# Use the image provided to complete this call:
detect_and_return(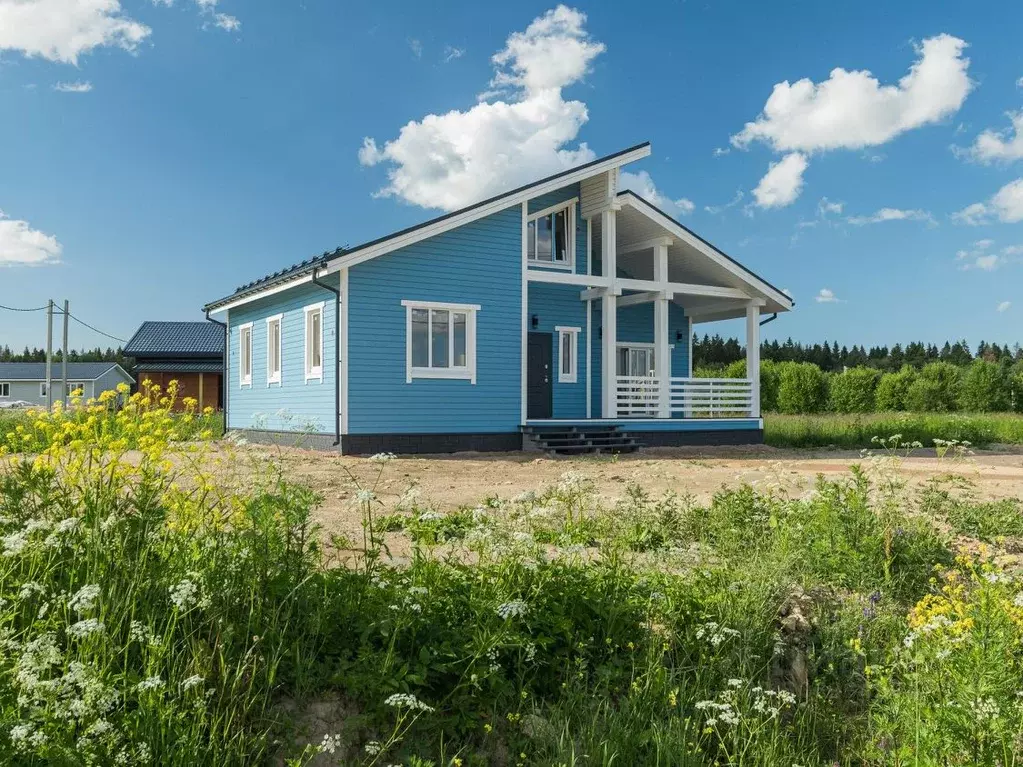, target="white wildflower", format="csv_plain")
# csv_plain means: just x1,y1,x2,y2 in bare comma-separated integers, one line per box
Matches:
68,619,105,639
369,452,397,463
169,580,198,610
135,676,165,692
2,531,28,556
181,675,205,690
320,733,342,754
19,581,46,600
496,600,528,620
363,740,382,755
68,584,101,613
383,693,435,712
417,511,444,522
